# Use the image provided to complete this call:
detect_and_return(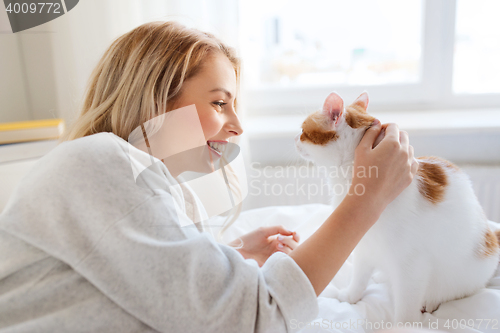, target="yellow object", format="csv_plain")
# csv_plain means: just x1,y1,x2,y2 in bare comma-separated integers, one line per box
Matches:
0,119,64,132
0,119,65,144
